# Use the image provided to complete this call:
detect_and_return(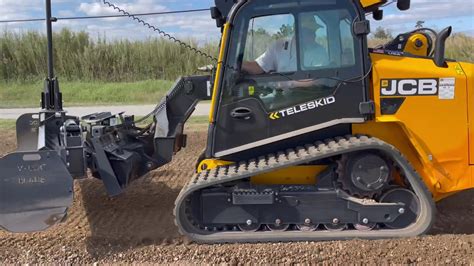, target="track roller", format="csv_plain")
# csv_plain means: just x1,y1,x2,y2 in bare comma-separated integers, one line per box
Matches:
296,221,319,232
354,223,377,231
266,223,290,231
323,222,348,231
238,222,261,232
